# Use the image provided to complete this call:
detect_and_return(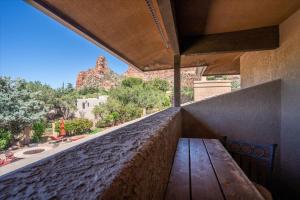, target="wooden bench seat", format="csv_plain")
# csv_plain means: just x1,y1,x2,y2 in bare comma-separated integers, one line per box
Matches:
165,138,264,200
